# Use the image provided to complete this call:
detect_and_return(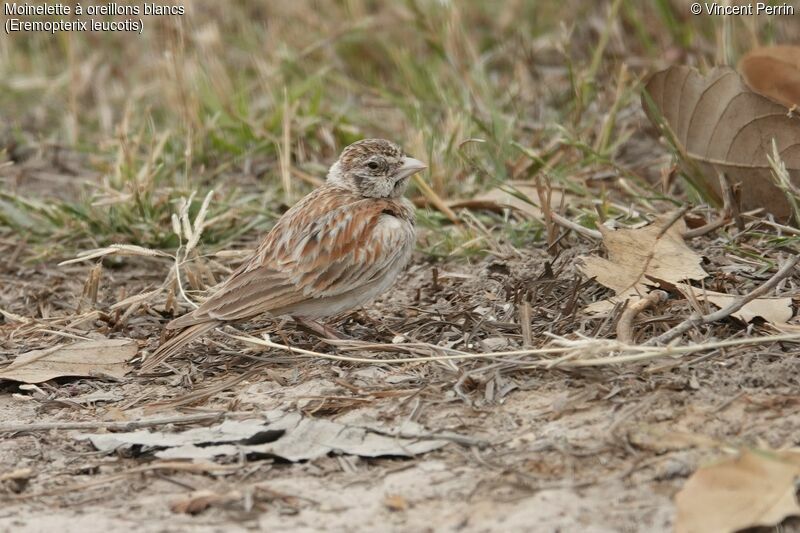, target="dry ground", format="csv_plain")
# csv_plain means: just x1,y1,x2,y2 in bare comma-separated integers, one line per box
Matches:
1,231,799,532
